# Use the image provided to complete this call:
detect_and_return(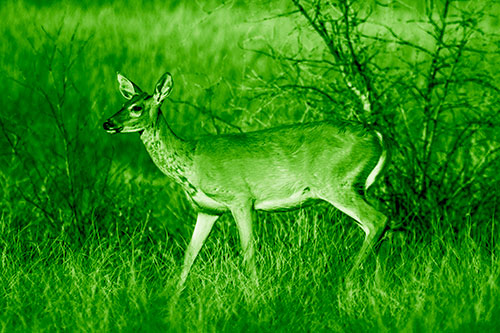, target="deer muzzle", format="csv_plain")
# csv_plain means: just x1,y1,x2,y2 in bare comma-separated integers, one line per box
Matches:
103,120,122,134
